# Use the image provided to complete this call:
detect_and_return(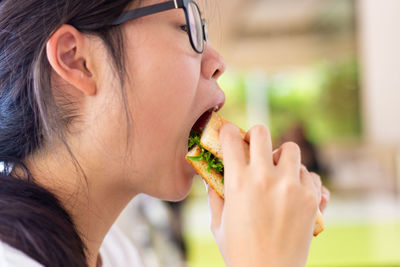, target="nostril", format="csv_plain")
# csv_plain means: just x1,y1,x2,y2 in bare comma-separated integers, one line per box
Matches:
212,69,222,79
201,44,226,79
213,56,226,80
